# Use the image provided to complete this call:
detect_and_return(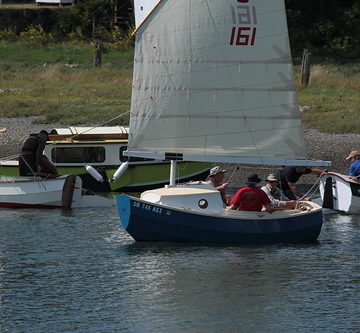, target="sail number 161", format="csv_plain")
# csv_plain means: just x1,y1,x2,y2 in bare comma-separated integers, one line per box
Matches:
229,0,257,46
229,27,257,46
